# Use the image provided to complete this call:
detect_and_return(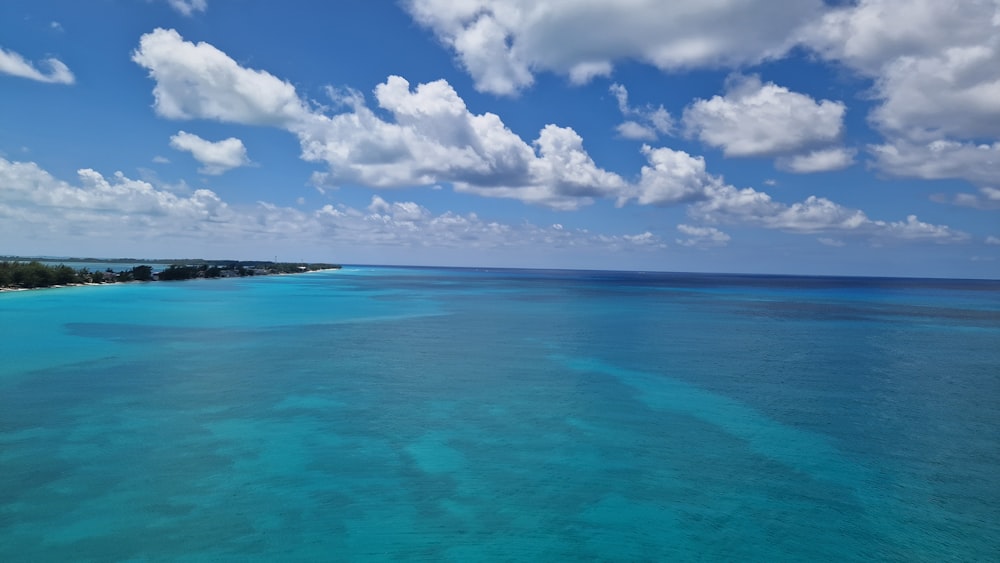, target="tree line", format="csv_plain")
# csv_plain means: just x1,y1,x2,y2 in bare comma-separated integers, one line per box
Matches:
0,261,339,290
